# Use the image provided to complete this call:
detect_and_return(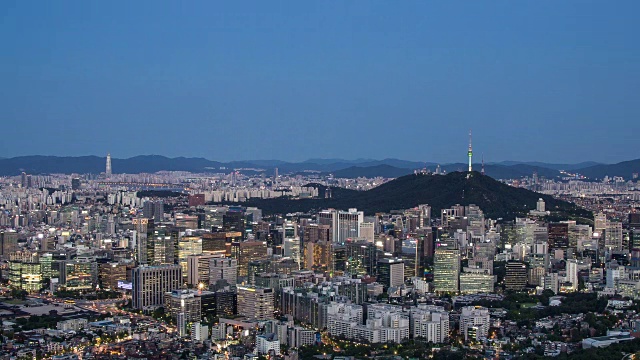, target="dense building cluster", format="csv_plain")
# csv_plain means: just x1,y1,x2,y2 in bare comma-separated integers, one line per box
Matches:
2,159,640,359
